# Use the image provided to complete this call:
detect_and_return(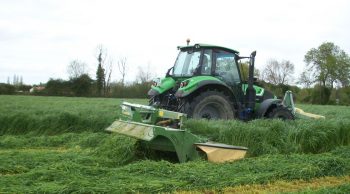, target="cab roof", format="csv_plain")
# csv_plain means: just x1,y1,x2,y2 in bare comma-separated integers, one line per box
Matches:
178,43,239,54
